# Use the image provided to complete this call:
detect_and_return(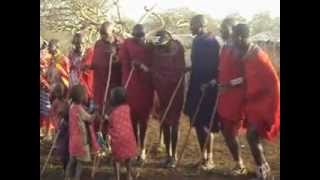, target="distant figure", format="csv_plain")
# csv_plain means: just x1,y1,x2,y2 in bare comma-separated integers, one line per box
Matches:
184,15,220,171
47,39,70,91
151,30,185,168
119,24,154,164
68,32,94,102
46,39,70,138
40,44,51,140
